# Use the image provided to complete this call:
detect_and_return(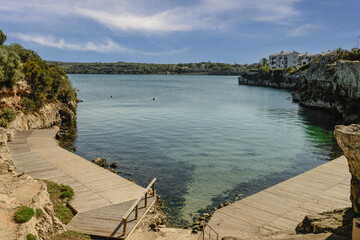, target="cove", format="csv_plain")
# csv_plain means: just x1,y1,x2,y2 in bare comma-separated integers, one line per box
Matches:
65,74,342,226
